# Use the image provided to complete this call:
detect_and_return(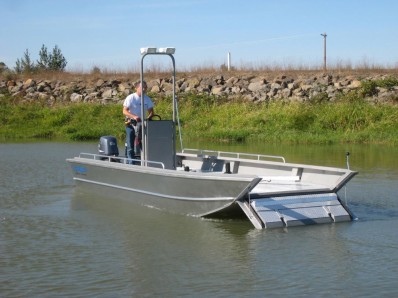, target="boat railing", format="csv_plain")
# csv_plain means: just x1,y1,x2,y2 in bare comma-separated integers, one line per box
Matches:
78,153,165,169
181,148,286,163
